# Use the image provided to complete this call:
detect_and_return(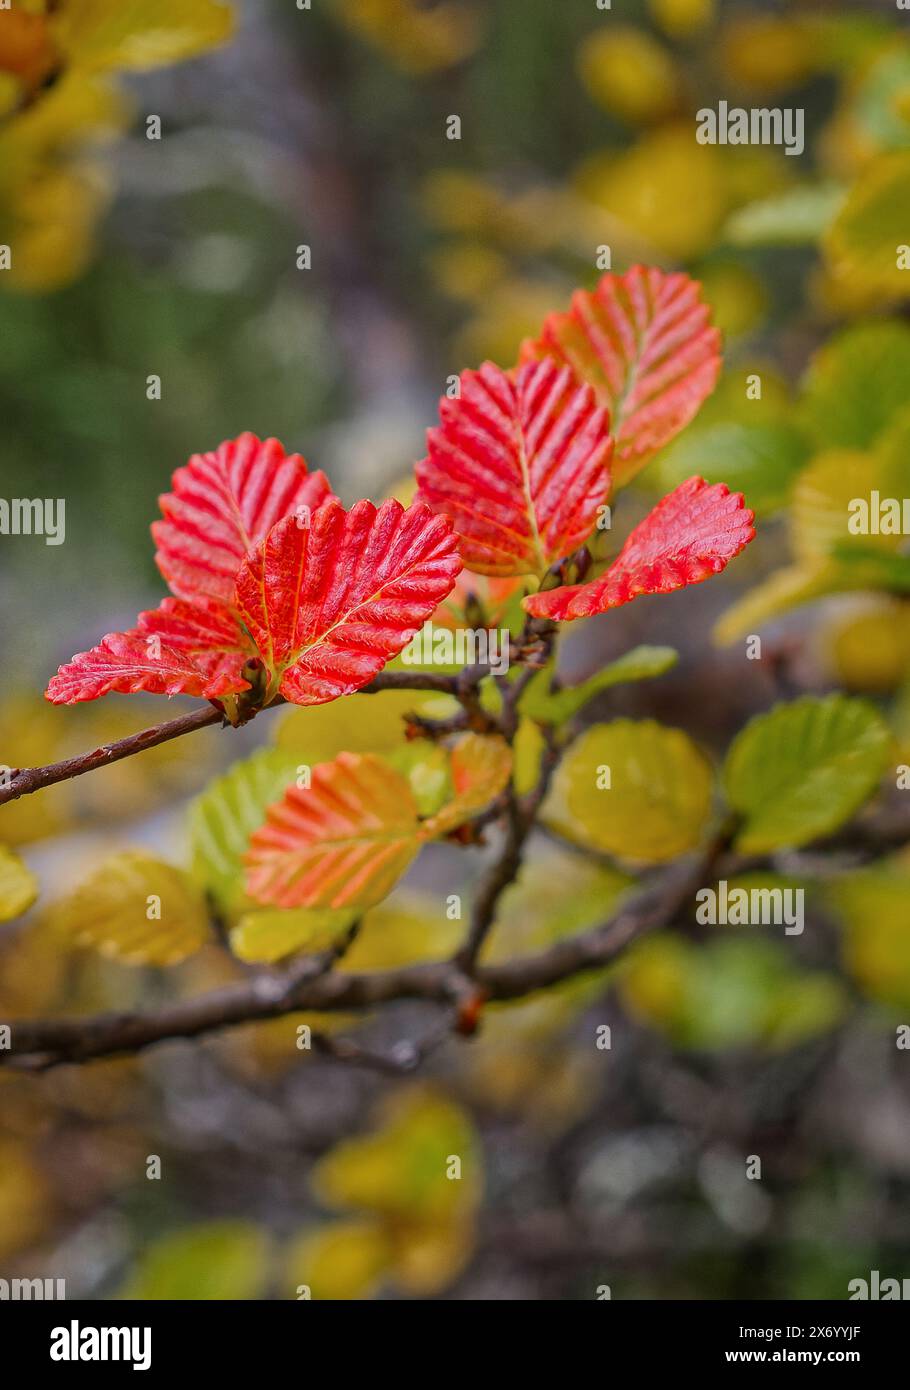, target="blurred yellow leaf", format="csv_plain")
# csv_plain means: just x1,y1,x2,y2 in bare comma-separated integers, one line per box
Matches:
648,0,714,40
52,851,212,965
119,1221,270,1300
51,0,234,72
577,26,679,124
831,866,910,1008
285,1219,391,1300
0,844,38,921
551,720,714,863
333,0,482,75
311,1087,481,1295
720,16,814,91
825,597,910,694
826,152,910,301
0,1138,51,1262
576,124,727,260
